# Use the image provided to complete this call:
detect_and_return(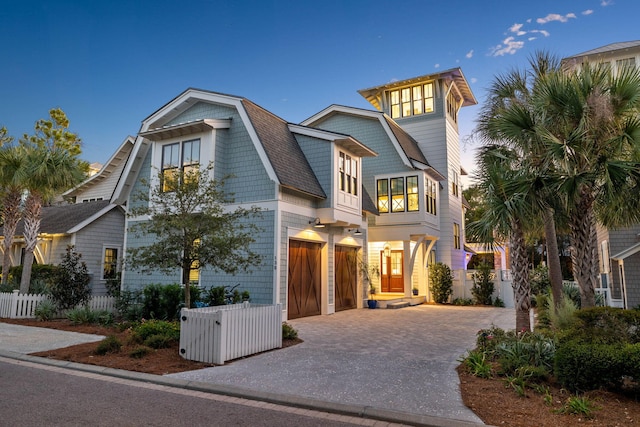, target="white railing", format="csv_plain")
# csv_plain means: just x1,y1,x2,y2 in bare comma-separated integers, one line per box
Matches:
0,290,116,319
179,302,282,365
